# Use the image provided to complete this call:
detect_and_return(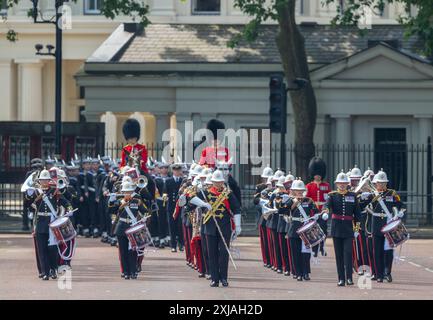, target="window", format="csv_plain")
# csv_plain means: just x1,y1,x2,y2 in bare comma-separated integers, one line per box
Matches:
84,0,102,15
192,0,220,15
9,136,30,169
75,137,97,158
0,0,8,16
